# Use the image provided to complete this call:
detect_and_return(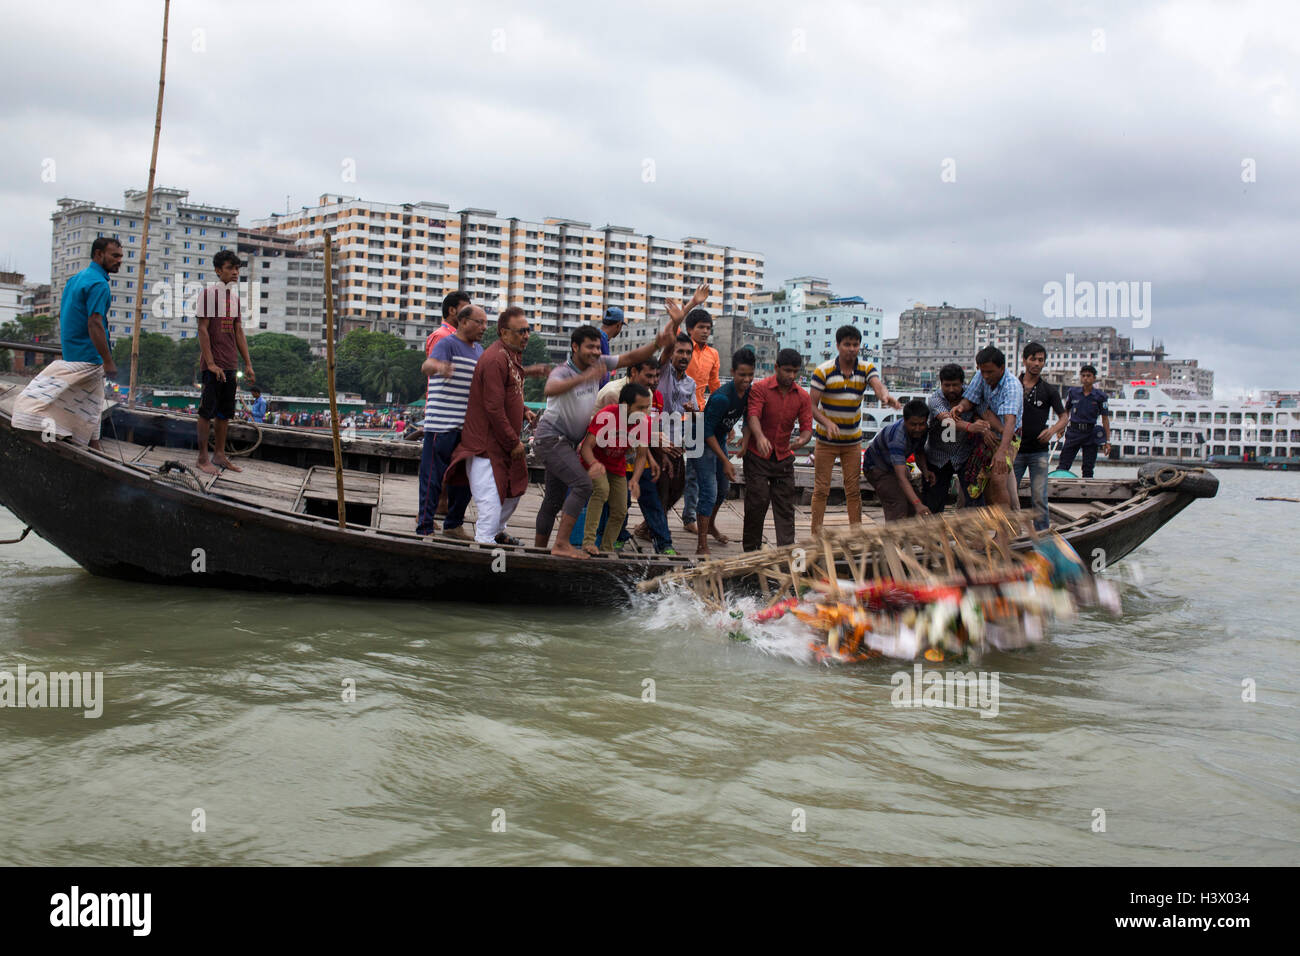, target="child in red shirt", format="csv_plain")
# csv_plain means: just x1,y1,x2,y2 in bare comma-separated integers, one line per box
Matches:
579,383,653,554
